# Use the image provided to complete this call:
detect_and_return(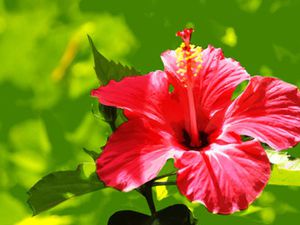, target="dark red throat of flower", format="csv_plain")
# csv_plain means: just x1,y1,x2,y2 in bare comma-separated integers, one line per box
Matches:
176,28,194,47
